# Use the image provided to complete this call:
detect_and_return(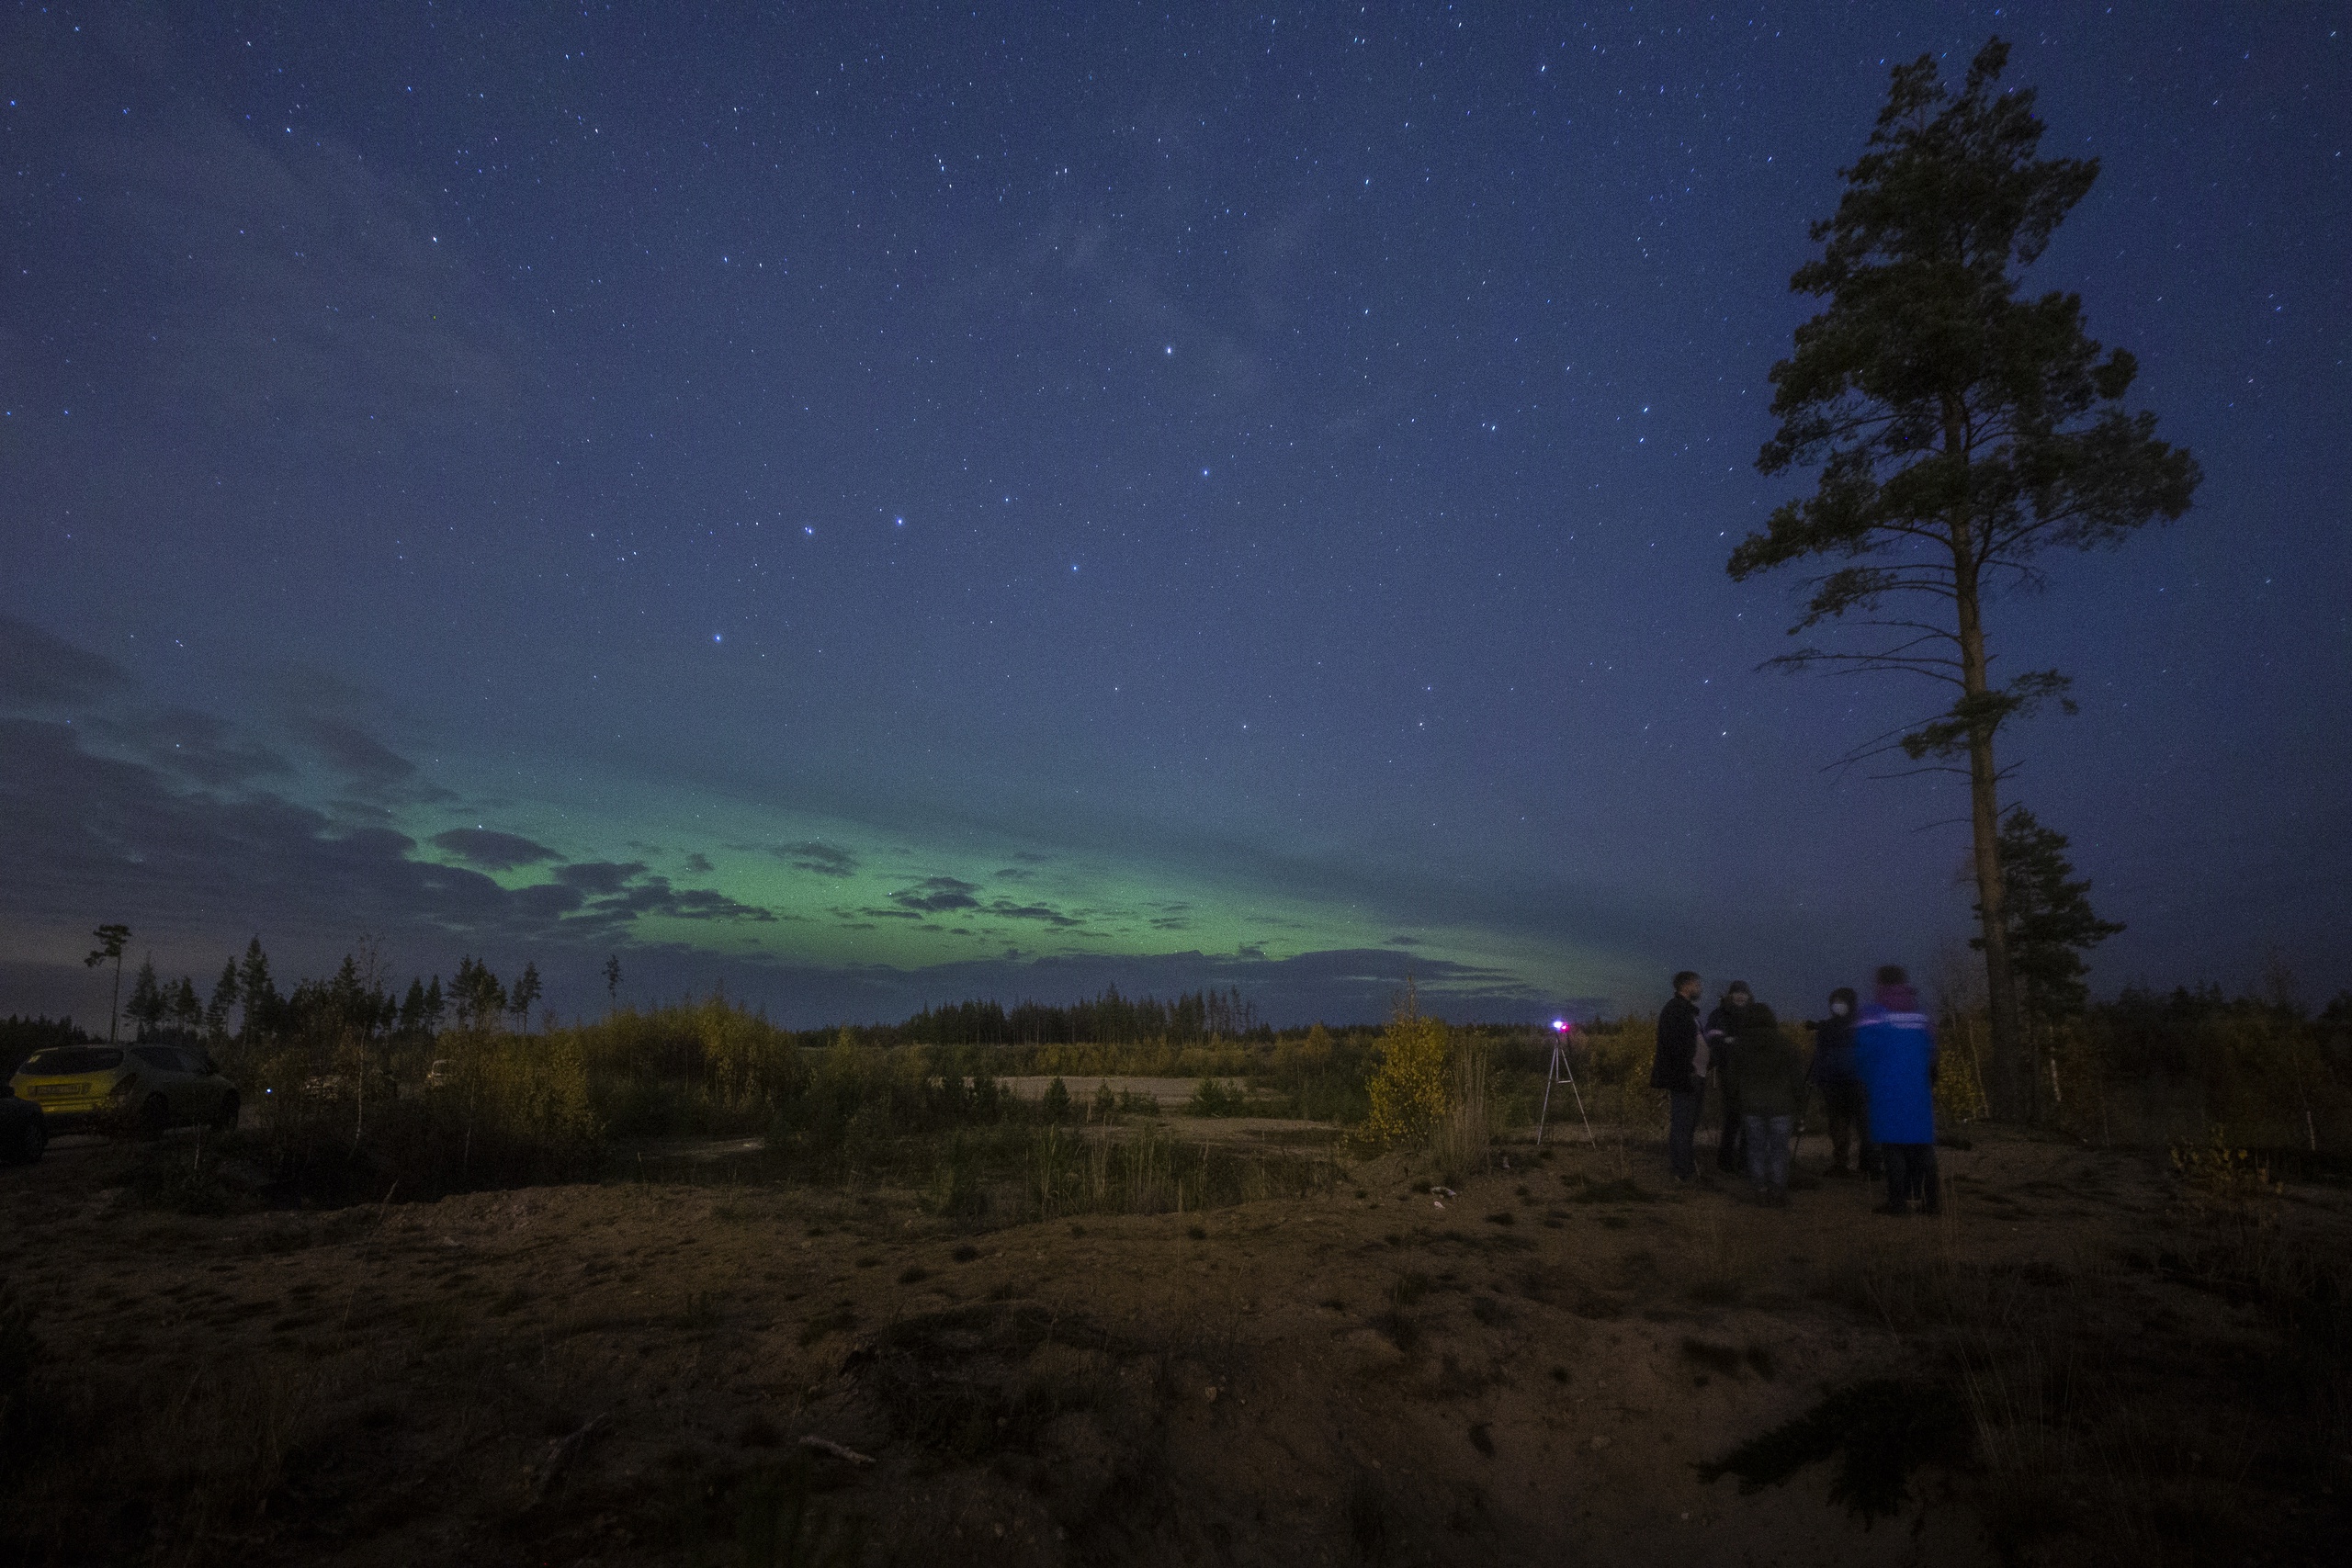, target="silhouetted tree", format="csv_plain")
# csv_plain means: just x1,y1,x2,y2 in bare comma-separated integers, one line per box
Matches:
510,962,543,1031
1732,38,2199,1118
603,954,622,1002
1972,806,2124,1024
450,957,505,1031
125,959,165,1038
205,961,239,1044
168,976,202,1038
237,937,280,1043
84,923,130,1043
397,978,431,1038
